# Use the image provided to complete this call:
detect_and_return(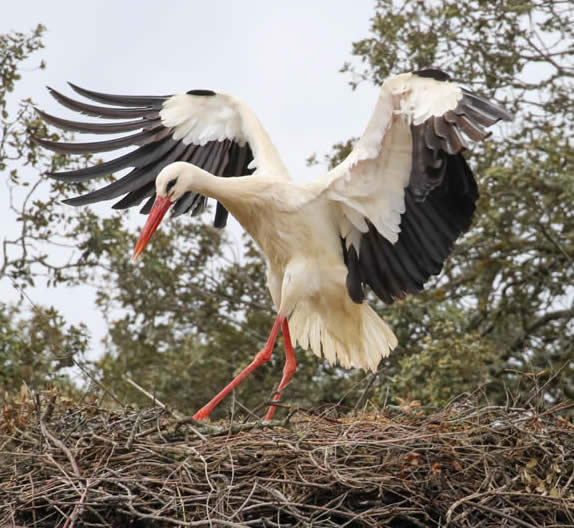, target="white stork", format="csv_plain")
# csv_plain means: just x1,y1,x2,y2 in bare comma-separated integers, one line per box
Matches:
36,69,511,420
